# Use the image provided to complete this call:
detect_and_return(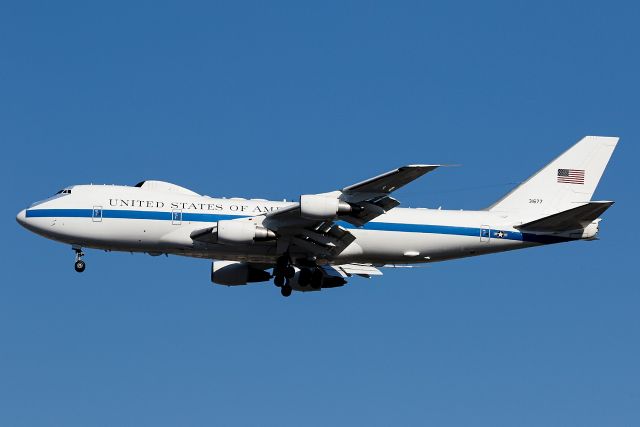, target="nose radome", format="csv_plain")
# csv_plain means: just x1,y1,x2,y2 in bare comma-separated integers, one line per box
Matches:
16,209,27,227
